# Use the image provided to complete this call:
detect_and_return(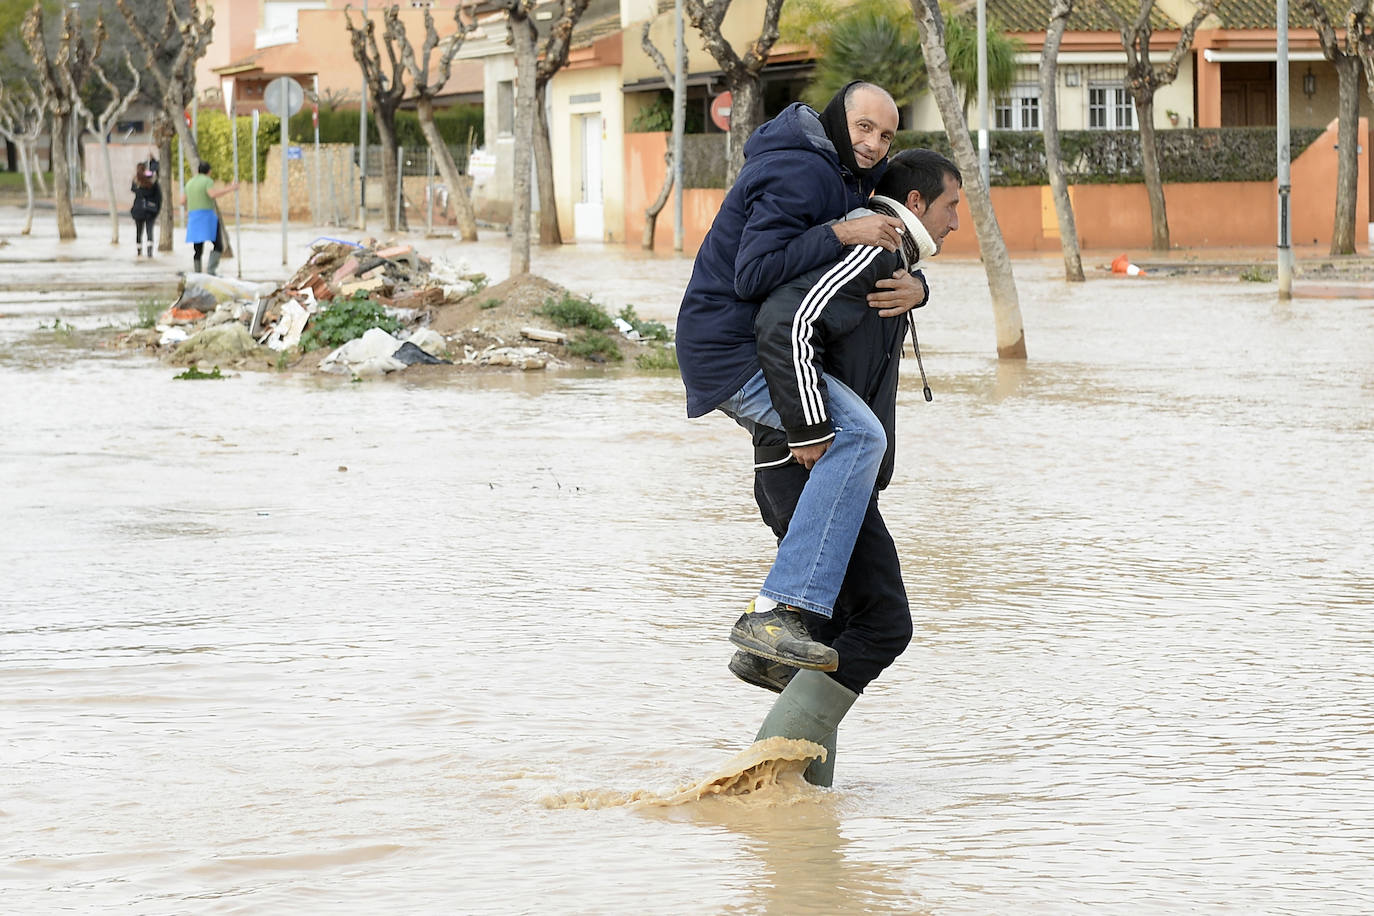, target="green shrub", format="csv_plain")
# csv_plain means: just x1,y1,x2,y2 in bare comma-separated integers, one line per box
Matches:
300,293,400,351
567,330,623,362
1239,265,1273,282
191,110,281,183
634,344,679,371
536,293,614,330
